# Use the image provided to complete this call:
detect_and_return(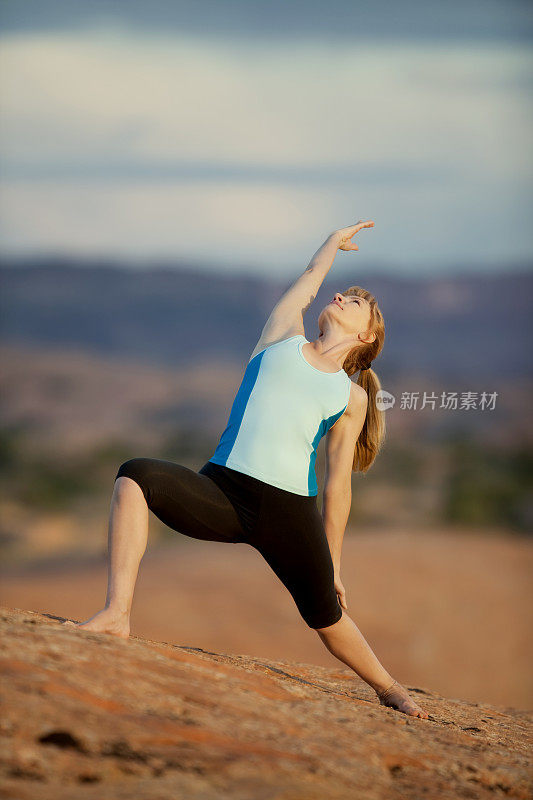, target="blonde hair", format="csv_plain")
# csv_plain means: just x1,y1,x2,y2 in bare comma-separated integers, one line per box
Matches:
340,285,386,473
